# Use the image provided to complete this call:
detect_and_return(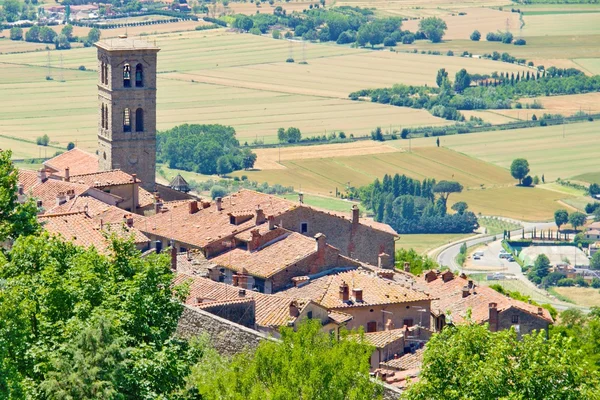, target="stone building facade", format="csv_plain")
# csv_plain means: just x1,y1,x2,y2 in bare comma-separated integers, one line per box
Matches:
96,37,159,192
